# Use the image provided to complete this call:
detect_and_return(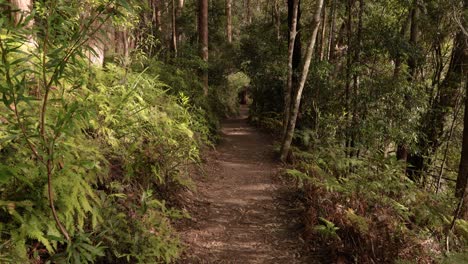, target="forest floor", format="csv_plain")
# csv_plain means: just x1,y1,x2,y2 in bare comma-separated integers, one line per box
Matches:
176,106,318,263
